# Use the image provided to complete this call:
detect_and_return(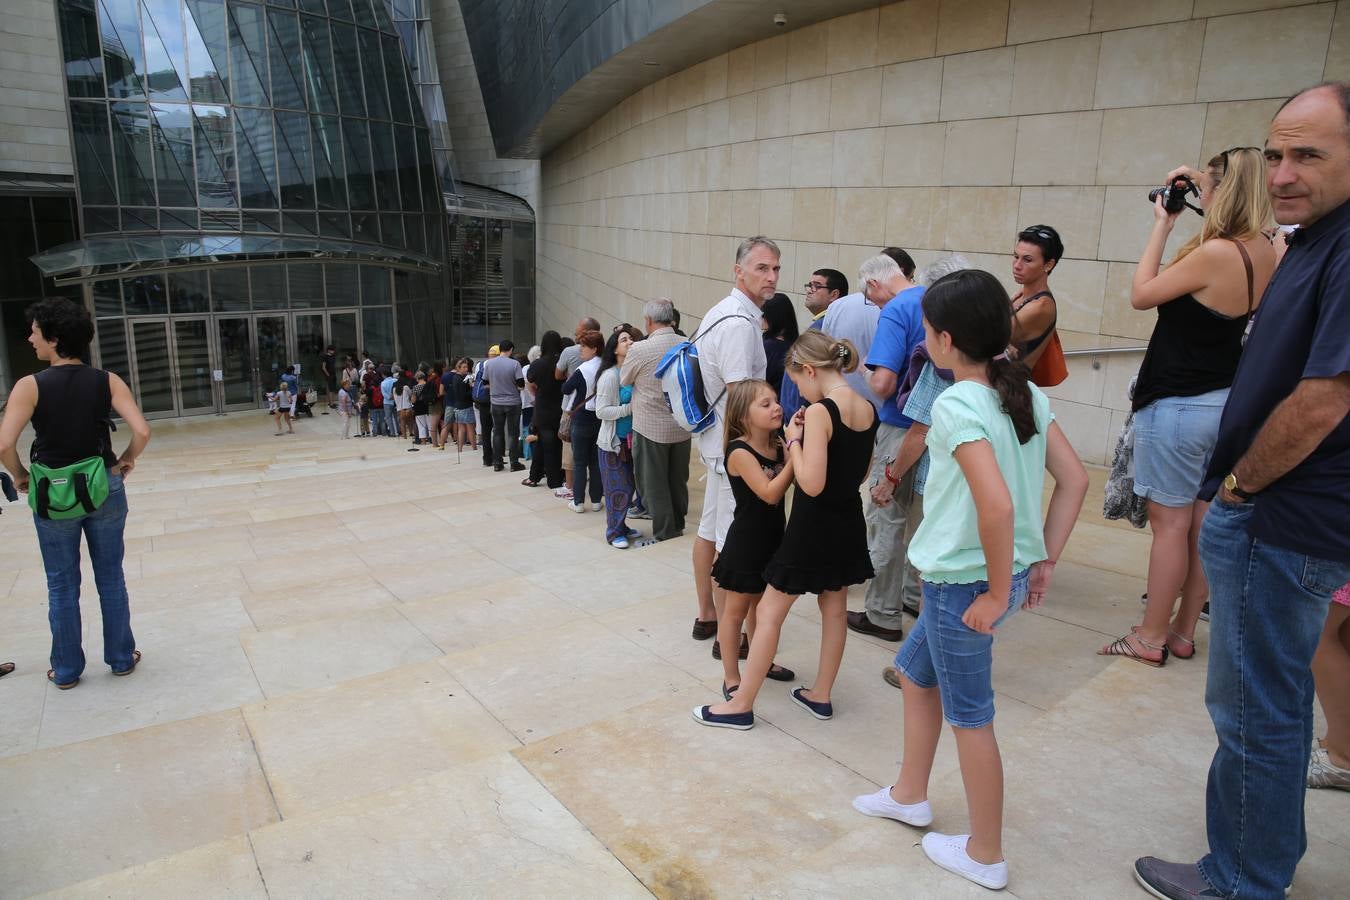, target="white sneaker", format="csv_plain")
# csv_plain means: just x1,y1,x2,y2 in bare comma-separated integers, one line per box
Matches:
851,787,933,827
553,487,573,499
921,832,1008,890
611,536,630,549
591,501,603,511
568,502,585,513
